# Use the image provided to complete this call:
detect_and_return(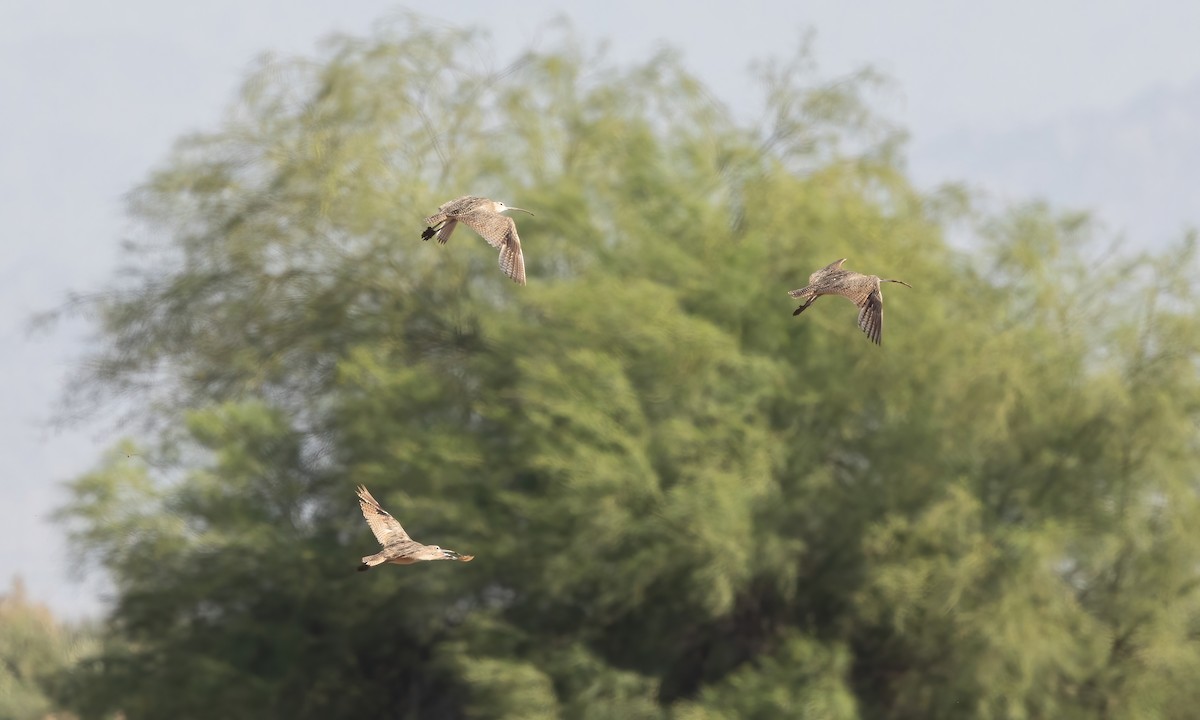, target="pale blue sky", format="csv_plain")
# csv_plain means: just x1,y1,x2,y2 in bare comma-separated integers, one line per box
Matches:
4,0,1199,617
